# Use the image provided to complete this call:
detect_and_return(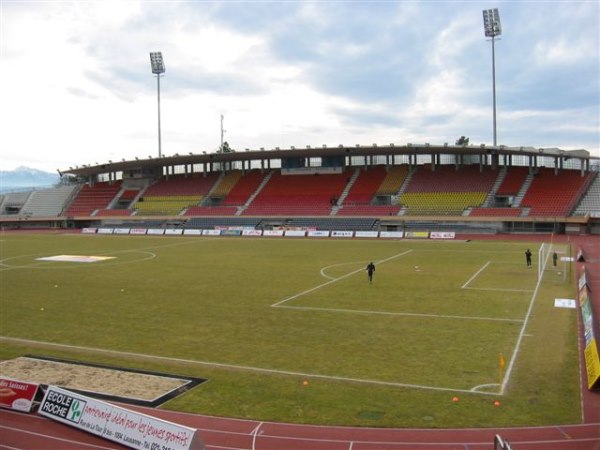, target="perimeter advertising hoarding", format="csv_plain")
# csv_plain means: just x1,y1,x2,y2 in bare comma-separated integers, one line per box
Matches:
0,378,39,412
331,231,353,238
39,386,204,450
578,273,600,389
379,231,403,239
307,230,330,237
